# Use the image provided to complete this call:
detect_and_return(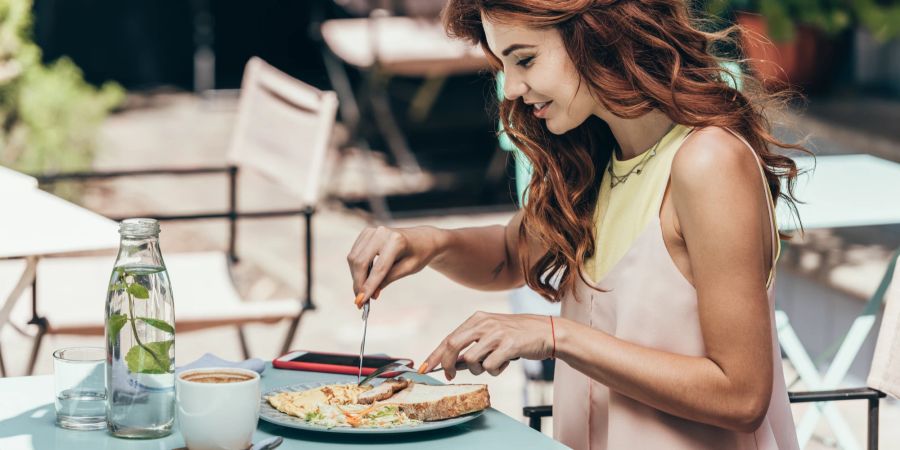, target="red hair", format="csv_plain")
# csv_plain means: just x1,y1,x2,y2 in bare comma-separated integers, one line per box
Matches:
443,0,805,301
